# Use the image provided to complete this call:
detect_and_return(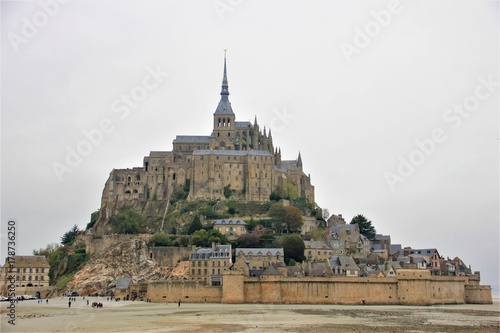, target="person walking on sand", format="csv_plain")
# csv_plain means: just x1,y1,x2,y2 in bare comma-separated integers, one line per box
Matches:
178,299,181,308
68,300,72,308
